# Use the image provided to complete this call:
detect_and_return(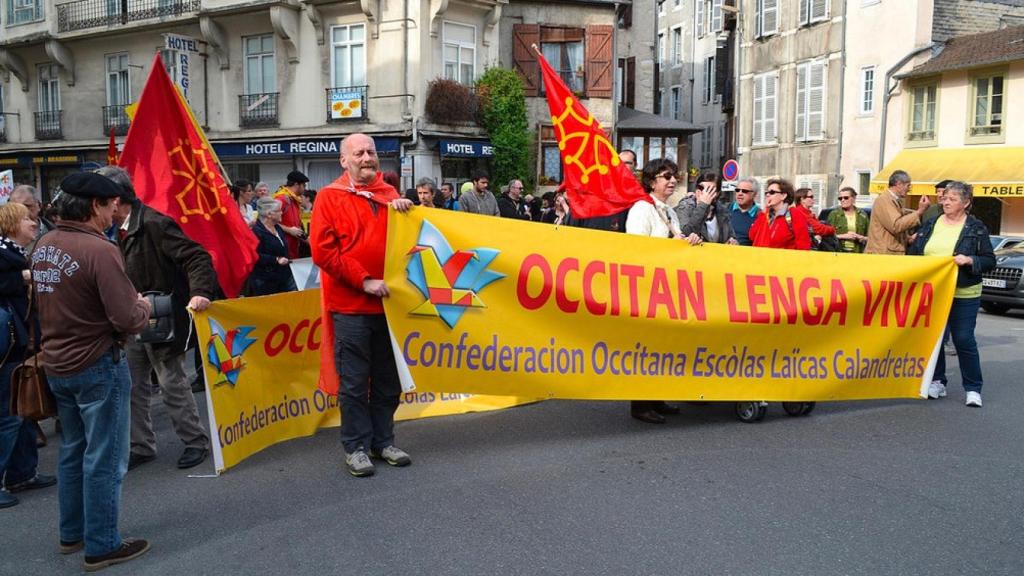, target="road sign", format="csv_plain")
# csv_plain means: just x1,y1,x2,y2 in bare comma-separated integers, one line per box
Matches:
722,159,739,181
